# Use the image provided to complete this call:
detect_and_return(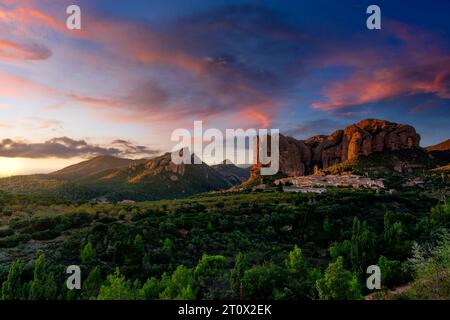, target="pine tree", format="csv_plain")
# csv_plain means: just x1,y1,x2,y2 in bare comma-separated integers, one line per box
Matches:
316,257,362,300
230,252,248,298
82,266,103,299
1,259,24,300
133,234,144,253
383,211,403,252
350,217,375,275
80,242,96,265
28,255,57,300
284,245,317,299
97,268,140,300
160,265,195,300
140,277,161,300
285,245,308,274
194,254,227,299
